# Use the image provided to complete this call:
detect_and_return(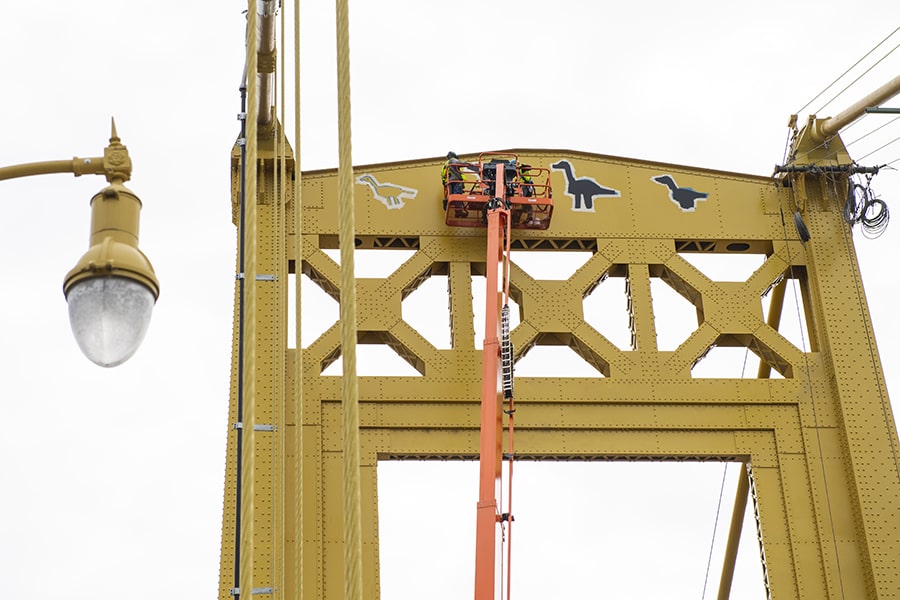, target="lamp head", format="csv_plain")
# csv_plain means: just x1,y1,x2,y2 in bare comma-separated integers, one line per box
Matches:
64,181,159,367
